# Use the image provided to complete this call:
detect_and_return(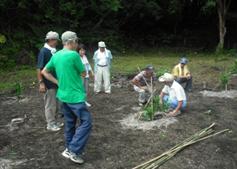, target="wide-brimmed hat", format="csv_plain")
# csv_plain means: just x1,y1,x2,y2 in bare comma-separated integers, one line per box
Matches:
45,31,59,40
159,73,174,82
61,31,78,44
98,41,106,48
